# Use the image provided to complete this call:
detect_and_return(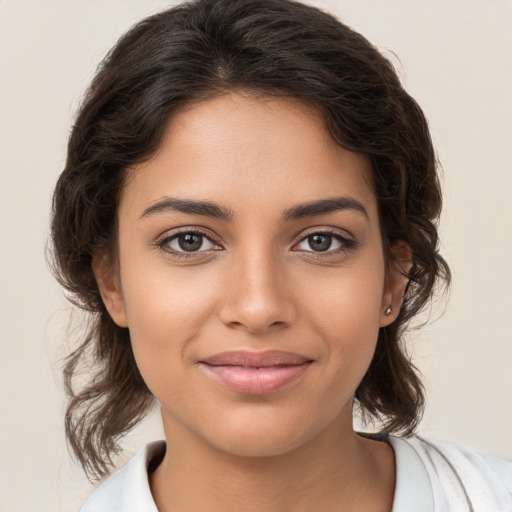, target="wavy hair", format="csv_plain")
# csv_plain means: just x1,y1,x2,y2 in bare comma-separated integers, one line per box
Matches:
50,0,450,480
